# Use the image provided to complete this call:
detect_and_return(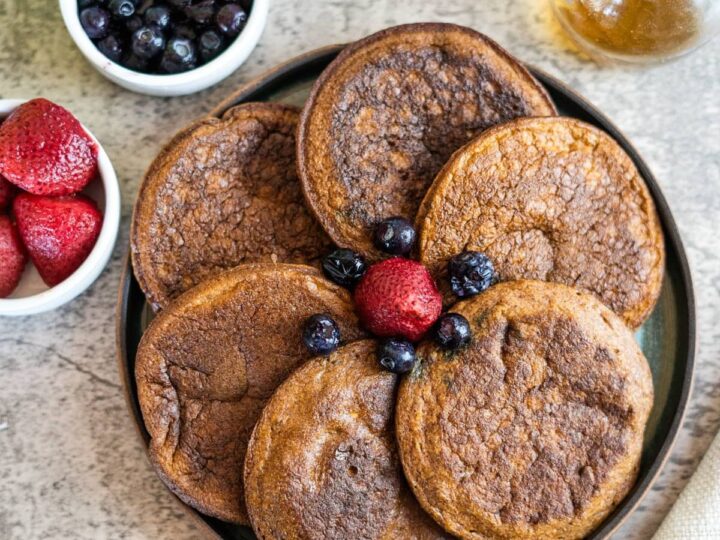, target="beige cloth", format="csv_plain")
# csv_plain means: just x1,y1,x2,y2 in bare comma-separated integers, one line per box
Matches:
654,431,720,539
